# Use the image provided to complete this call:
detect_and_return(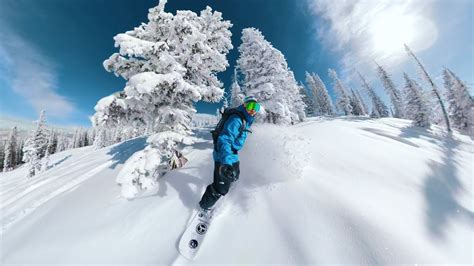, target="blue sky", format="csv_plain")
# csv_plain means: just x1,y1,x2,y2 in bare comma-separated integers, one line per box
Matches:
0,0,472,127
